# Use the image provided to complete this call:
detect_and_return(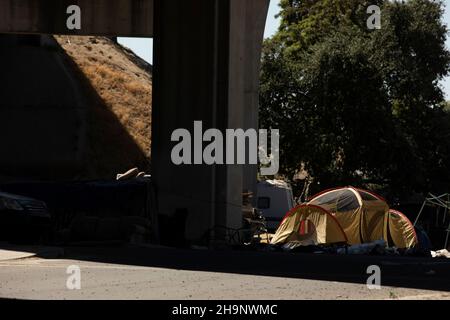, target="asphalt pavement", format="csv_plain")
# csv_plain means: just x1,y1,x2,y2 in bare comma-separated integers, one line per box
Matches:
0,244,449,300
